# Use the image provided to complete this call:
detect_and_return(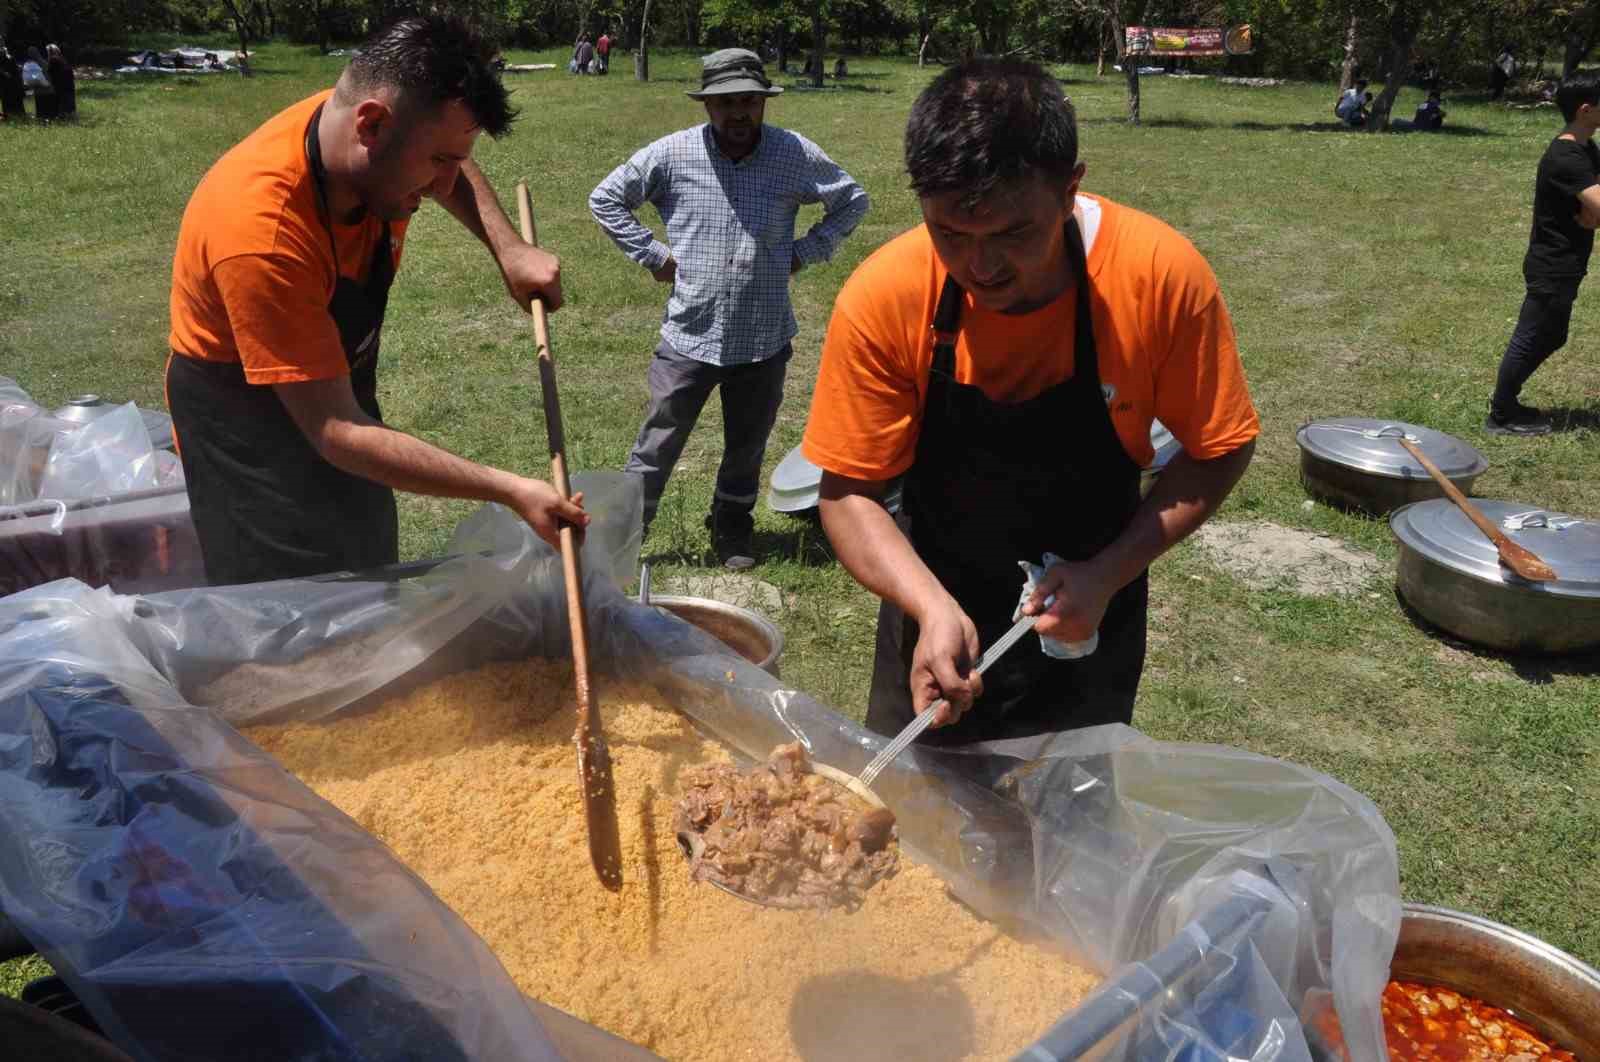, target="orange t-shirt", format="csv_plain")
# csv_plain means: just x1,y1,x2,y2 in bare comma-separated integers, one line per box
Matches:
802,194,1258,480
168,90,408,384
